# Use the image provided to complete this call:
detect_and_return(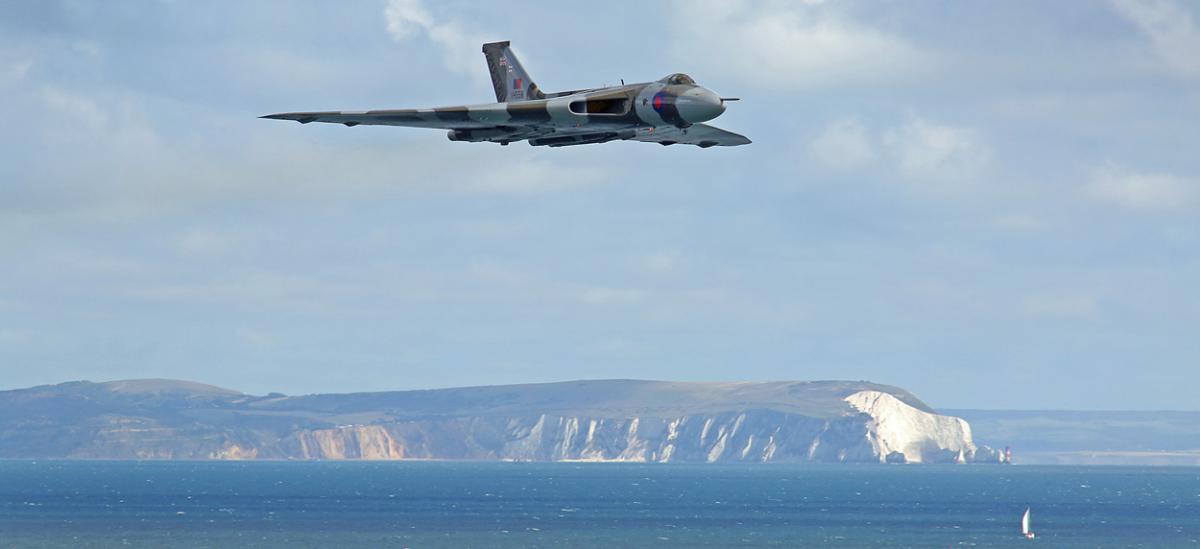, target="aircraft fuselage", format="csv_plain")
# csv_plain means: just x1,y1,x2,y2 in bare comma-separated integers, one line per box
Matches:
444,81,726,143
